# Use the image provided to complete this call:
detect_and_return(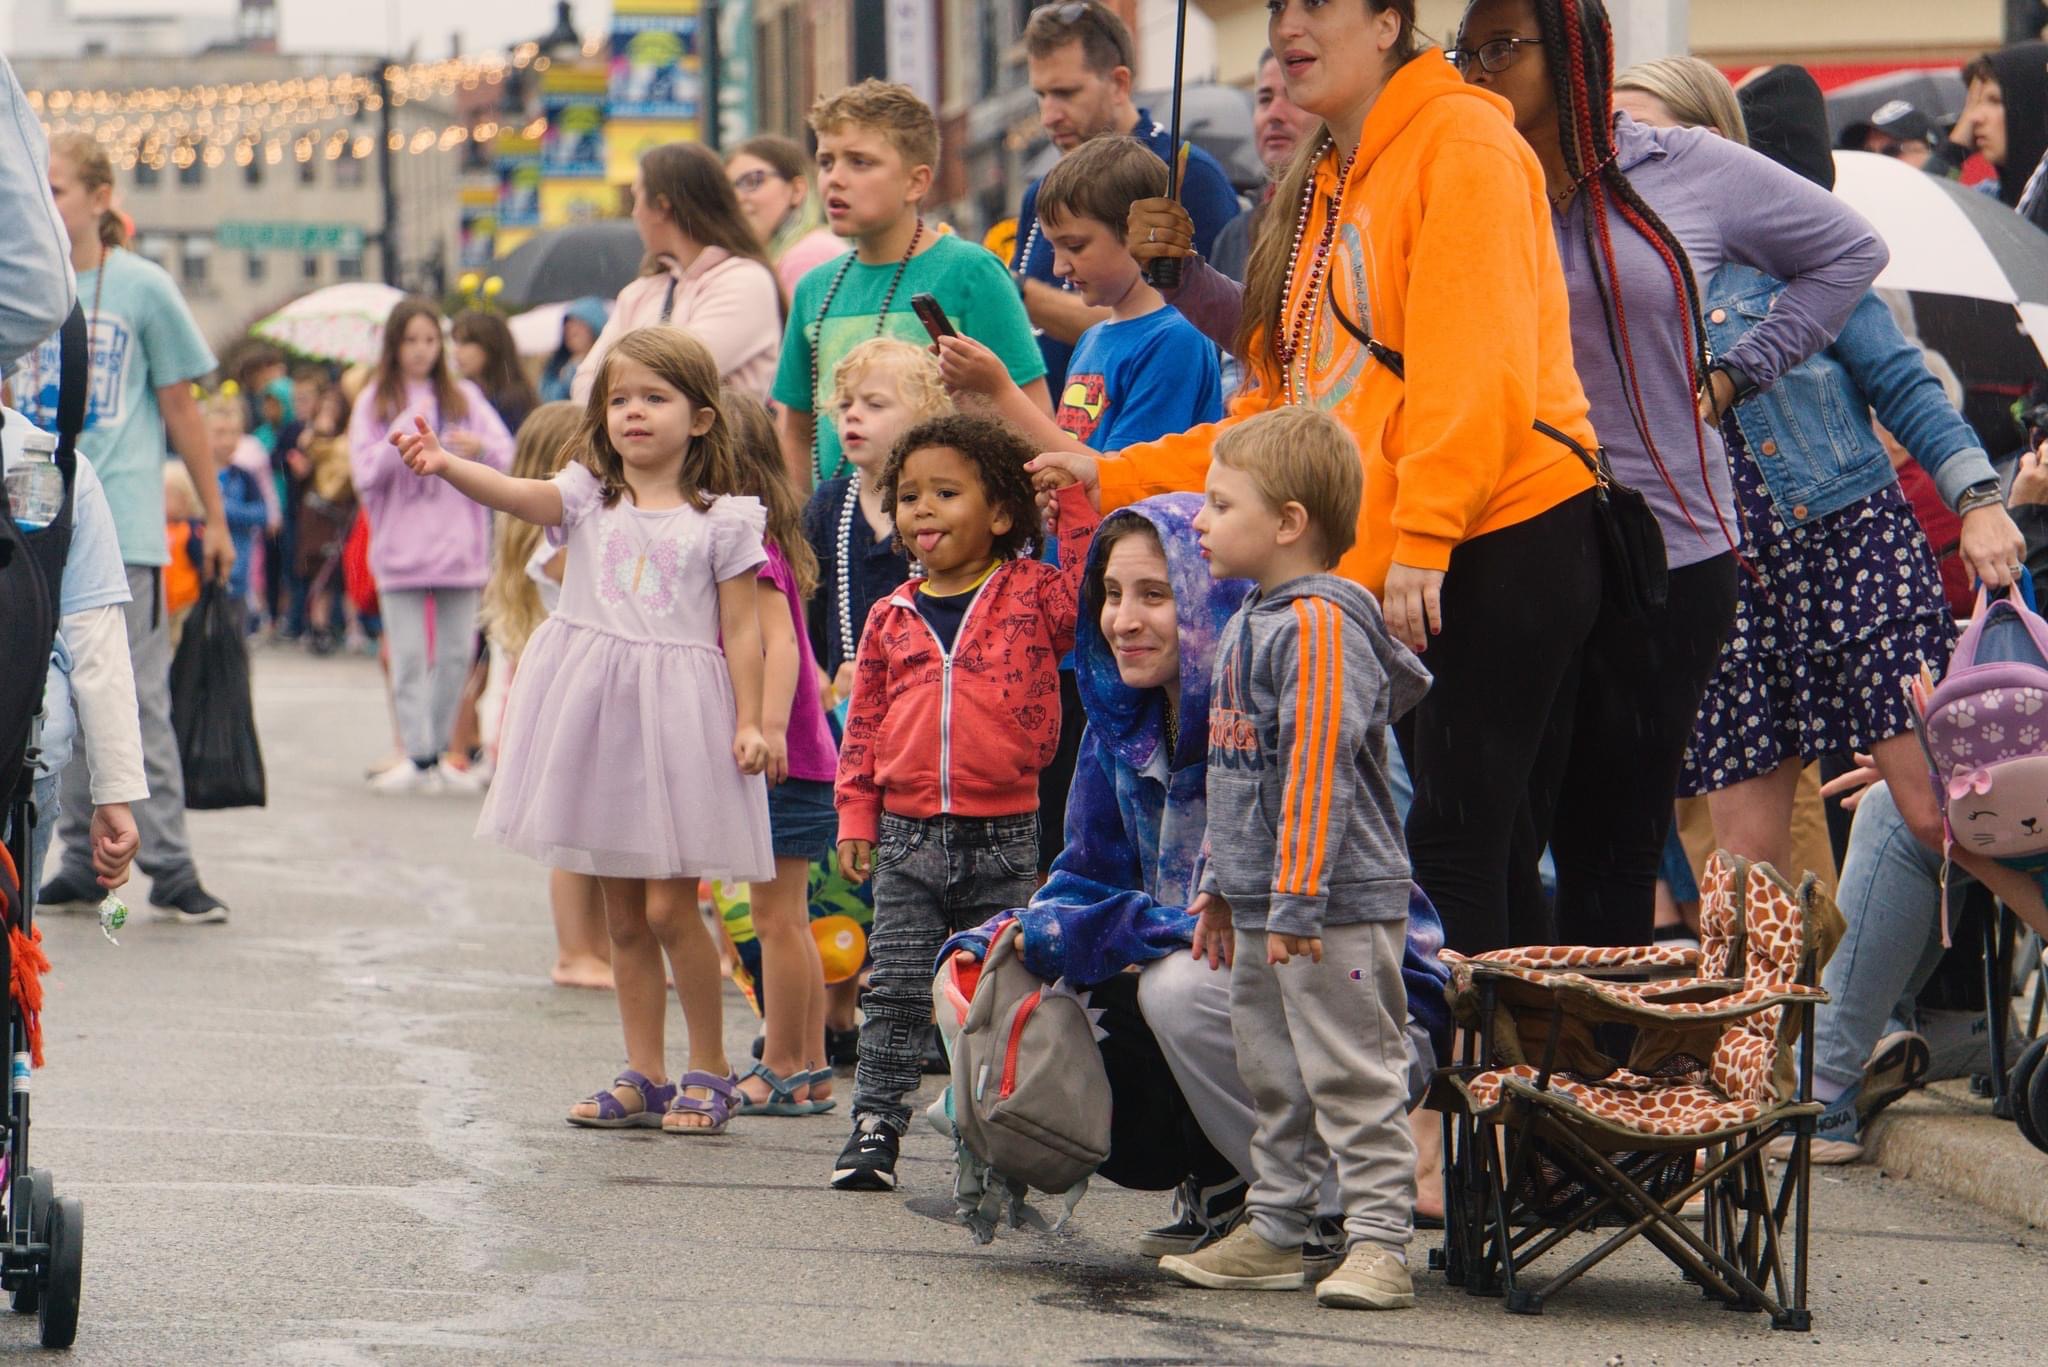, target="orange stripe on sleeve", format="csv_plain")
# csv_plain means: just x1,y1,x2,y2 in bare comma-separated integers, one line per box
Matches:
1305,602,1343,895
1278,599,1324,895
